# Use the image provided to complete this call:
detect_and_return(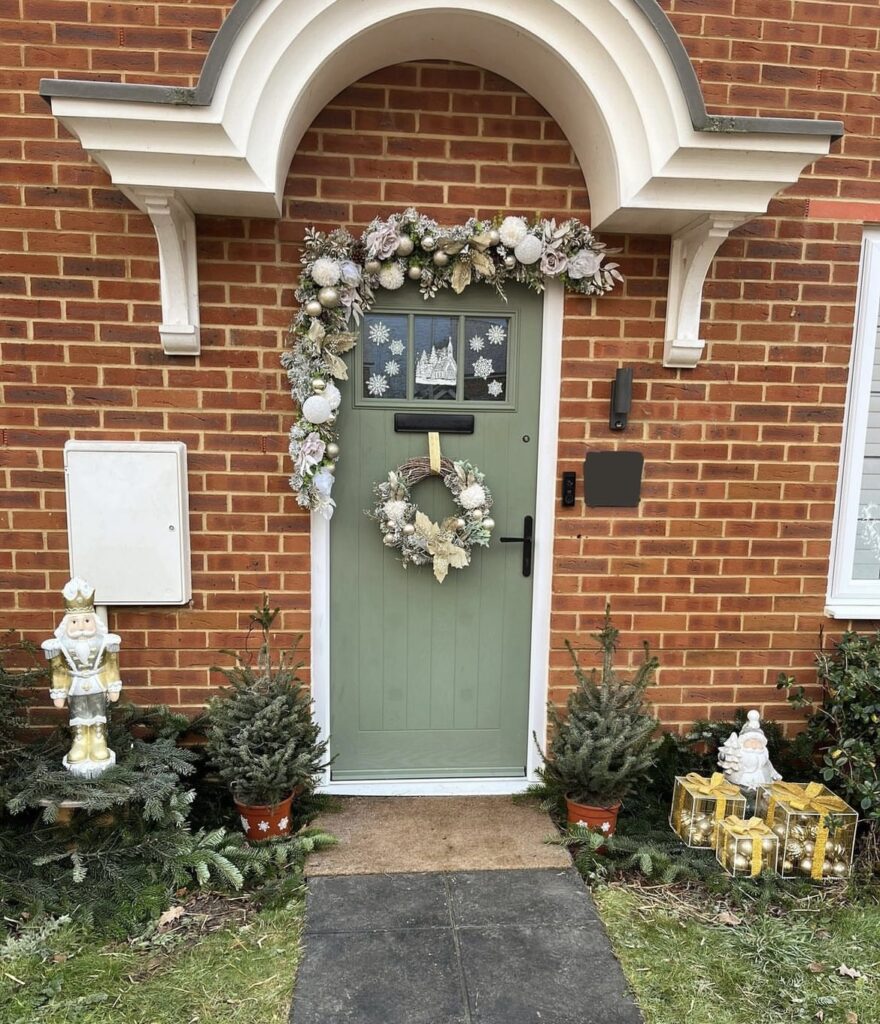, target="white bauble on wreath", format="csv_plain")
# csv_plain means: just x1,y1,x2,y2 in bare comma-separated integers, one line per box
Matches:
368,457,494,583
